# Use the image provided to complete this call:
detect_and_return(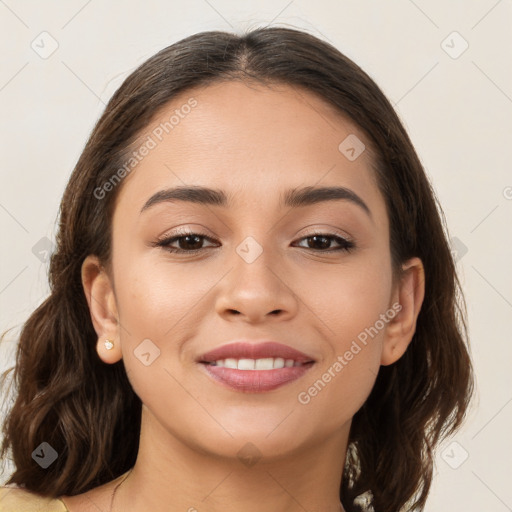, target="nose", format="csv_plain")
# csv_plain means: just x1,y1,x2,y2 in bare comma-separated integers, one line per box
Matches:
215,242,299,324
